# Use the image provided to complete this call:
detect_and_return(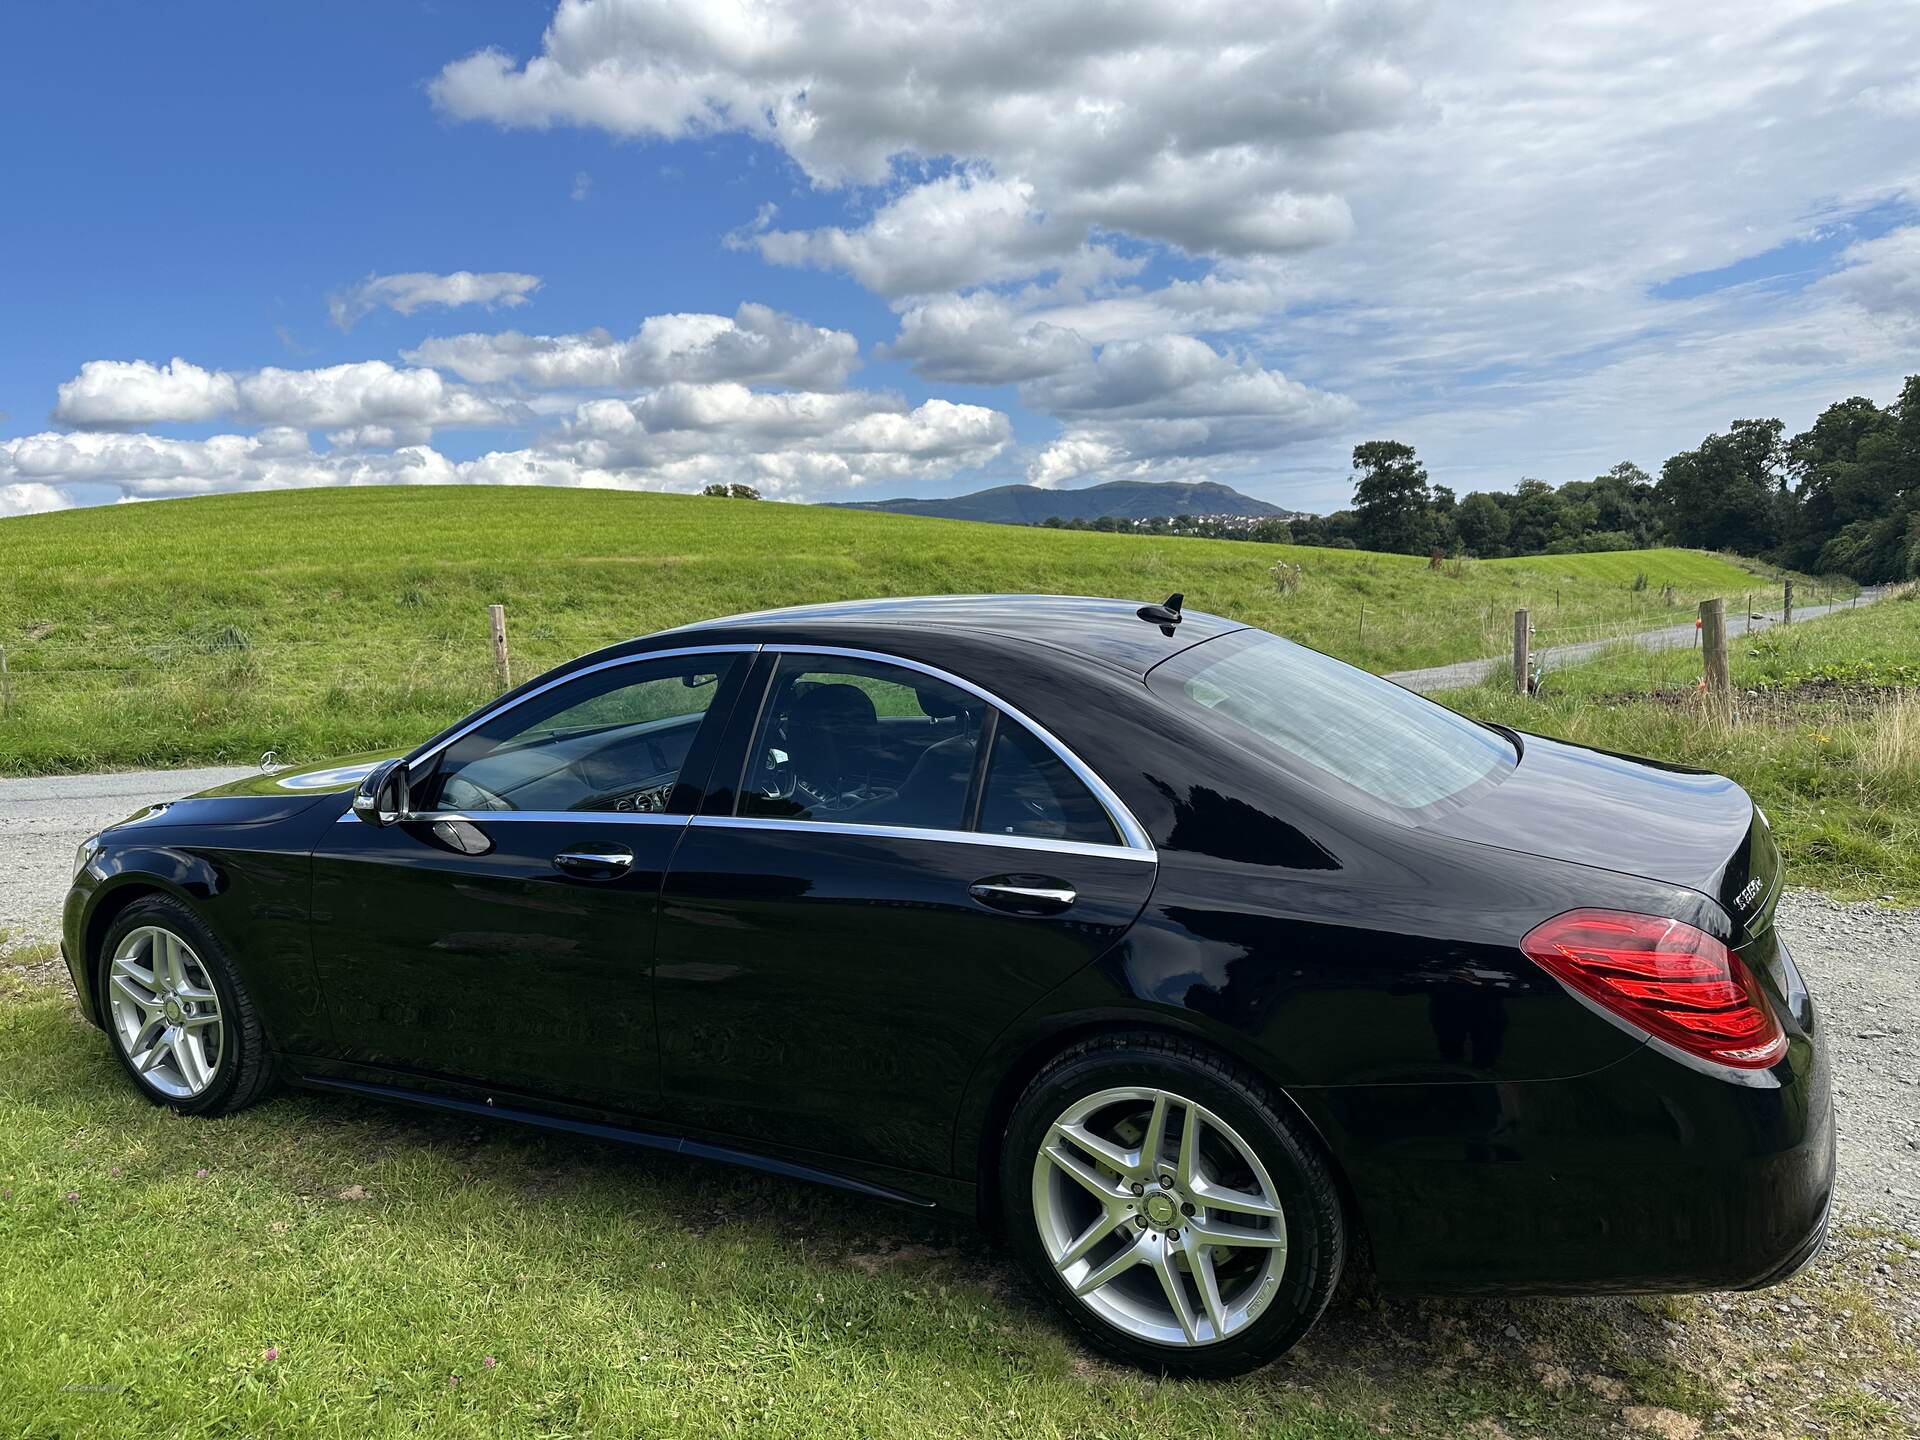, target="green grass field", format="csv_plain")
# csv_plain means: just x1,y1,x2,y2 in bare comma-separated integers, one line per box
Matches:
0,485,1826,775
1451,586,1920,901
3,958,1912,1440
